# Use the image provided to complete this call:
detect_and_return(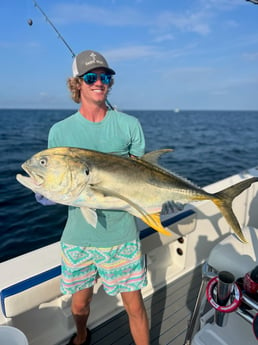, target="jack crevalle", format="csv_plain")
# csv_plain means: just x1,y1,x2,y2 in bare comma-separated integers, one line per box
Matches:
16,147,258,243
